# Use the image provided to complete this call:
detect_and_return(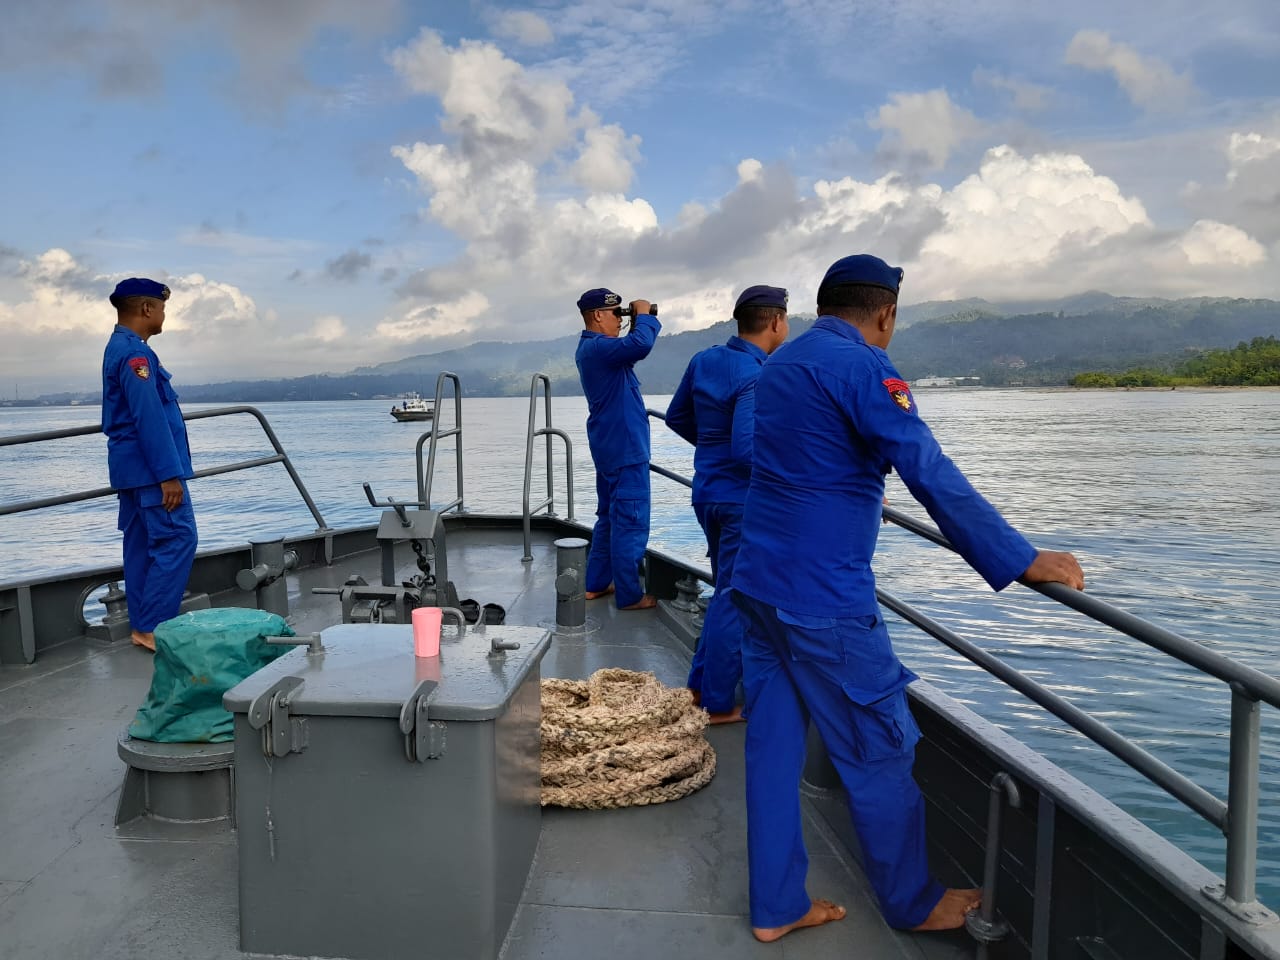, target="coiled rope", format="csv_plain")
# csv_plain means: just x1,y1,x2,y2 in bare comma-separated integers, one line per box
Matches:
540,668,717,809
